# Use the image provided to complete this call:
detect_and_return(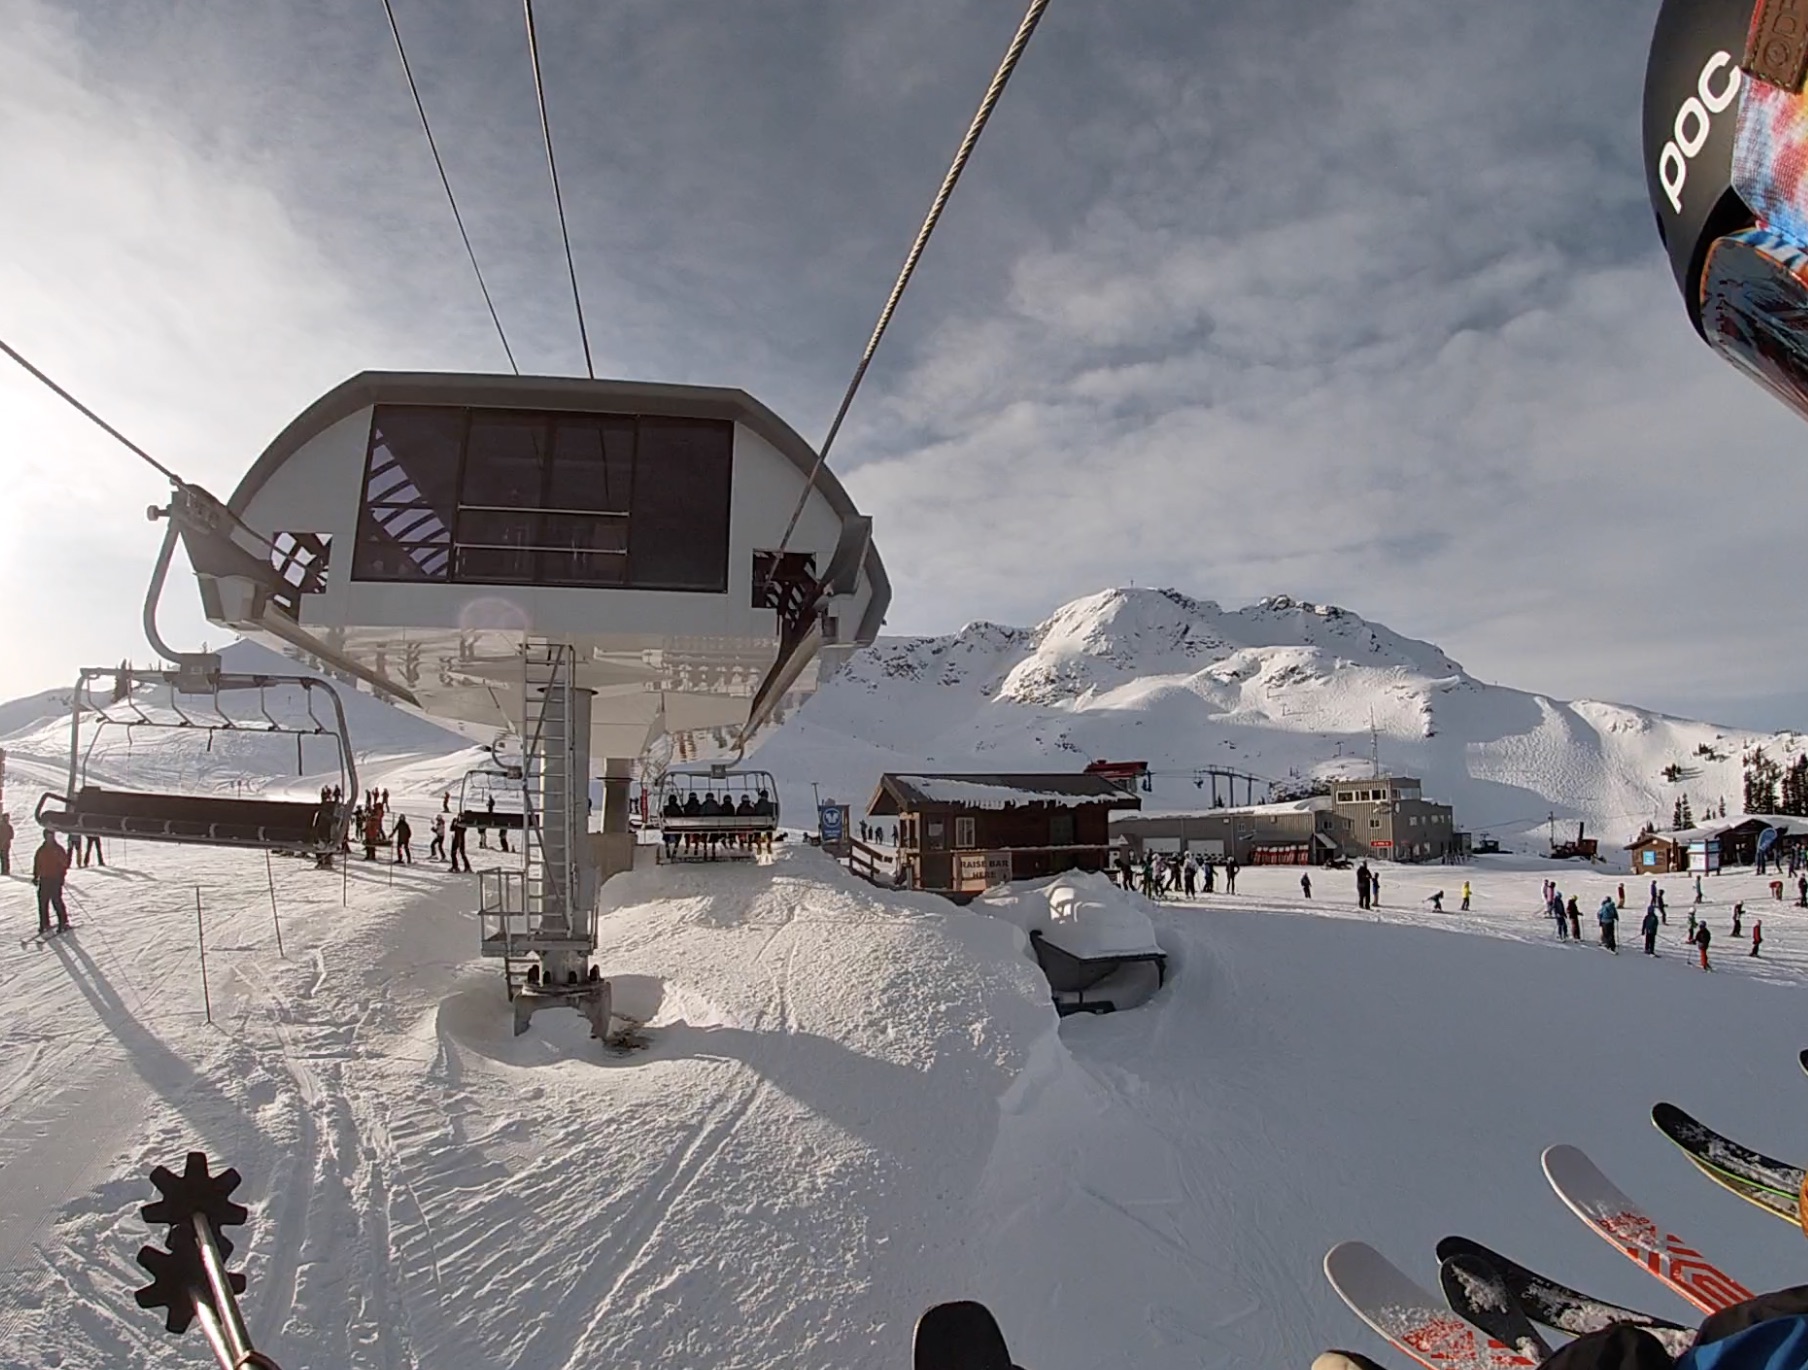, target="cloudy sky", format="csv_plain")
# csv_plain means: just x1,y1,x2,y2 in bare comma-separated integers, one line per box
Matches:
4,0,1807,729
